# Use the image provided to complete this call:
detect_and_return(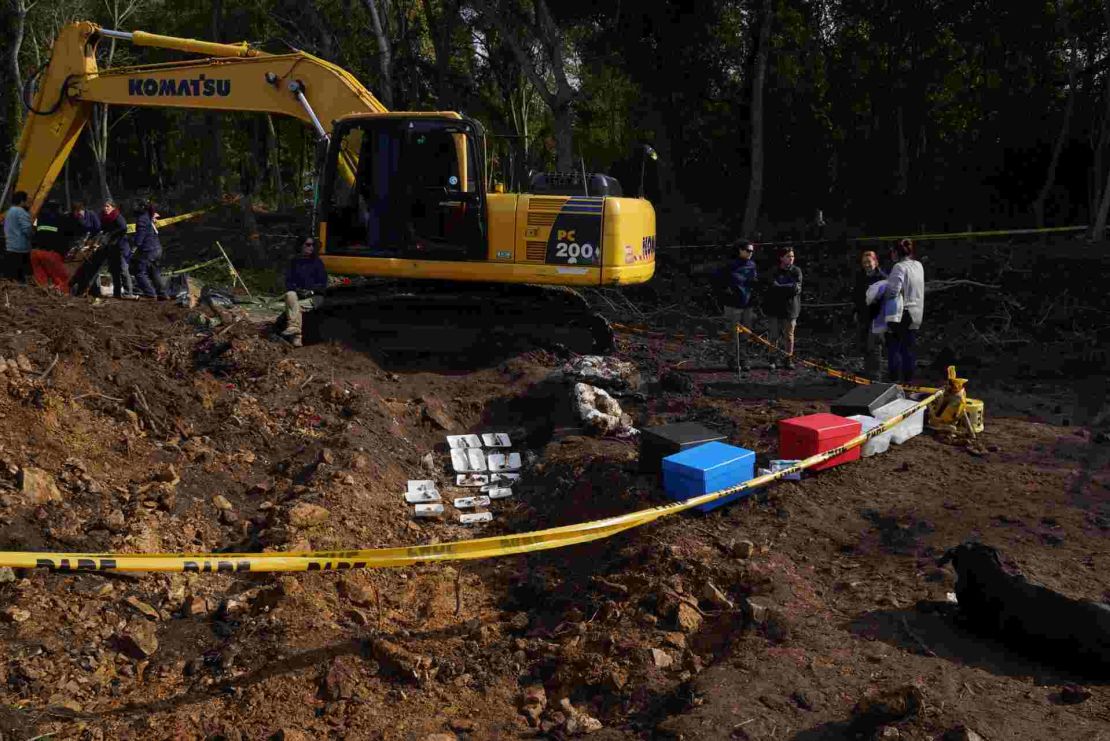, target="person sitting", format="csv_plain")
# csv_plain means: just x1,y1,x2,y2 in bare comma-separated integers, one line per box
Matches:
278,236,328,347
29,201,71,292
